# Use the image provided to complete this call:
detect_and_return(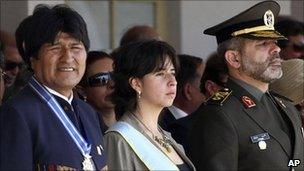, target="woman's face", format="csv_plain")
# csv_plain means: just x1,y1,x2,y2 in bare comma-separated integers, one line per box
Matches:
137,58,177,109
85,57,114,111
